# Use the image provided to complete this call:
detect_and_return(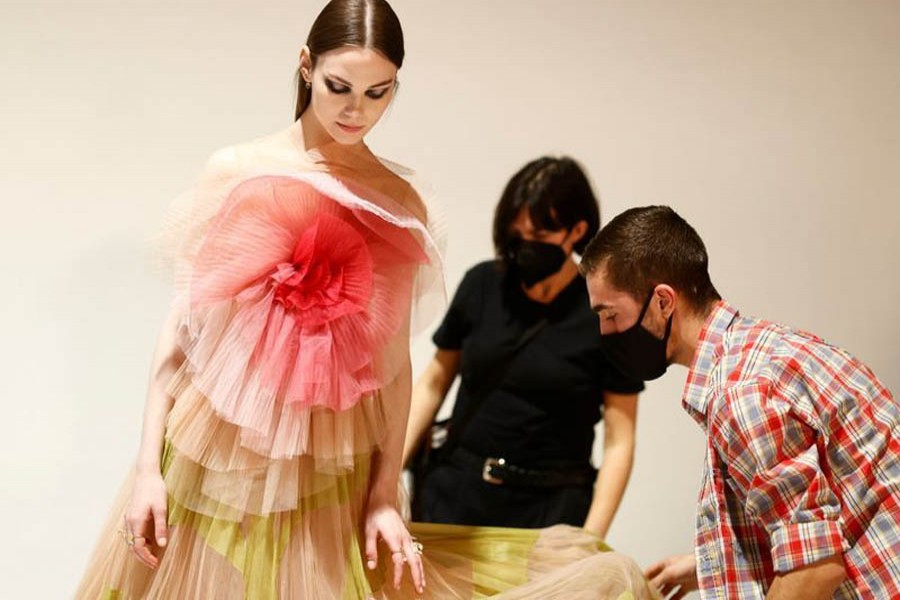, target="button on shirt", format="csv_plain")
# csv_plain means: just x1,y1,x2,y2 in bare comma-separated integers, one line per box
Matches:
682,301,899,599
